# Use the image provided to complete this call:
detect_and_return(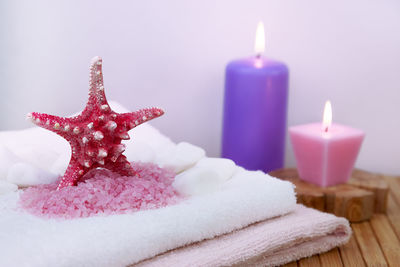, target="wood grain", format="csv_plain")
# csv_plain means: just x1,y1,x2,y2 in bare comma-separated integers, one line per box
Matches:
282,261,298,267
386,194,400,239
350,169,389,213
370,214,400,266
352,222,387,266
298,255,321,267
319,248,343,267
385,176,400,206
339,234,366,267
326,186,374,222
